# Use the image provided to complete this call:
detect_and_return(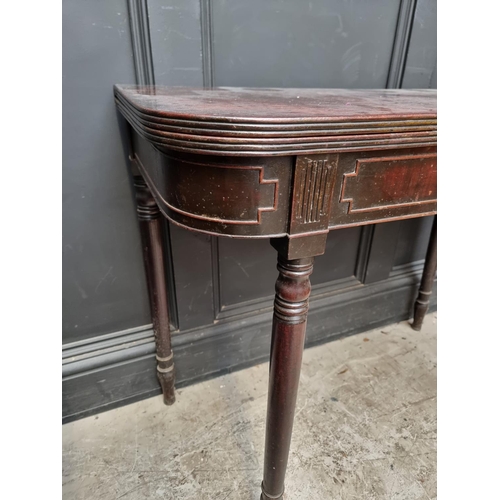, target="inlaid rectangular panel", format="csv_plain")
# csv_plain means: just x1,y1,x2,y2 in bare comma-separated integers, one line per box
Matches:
164,160,278,225
130,133,292,237
340,154,437,214
329,147,437,228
